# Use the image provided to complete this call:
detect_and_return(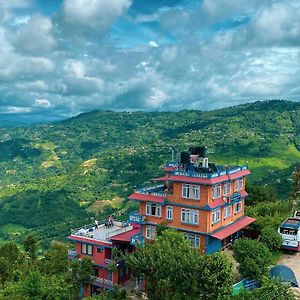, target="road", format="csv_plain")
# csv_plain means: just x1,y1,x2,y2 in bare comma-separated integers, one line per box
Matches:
278,252,300,298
